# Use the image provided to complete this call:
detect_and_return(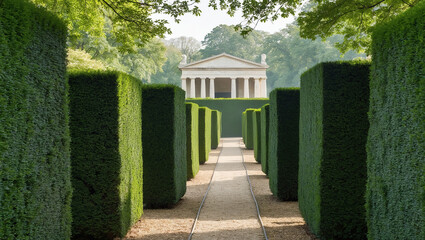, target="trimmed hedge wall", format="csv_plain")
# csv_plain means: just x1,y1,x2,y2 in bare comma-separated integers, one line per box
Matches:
199,107,212,164
244,109,255,150
268,88,299,201
187,99,269,137
299,62,369,239
253,109,262,163
260,104,270,175
186,102,200,180
0,1,71,239
211,110,222,149
142,85,187,207
242,111,247,143
367,3,425,239
69,71,143,239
